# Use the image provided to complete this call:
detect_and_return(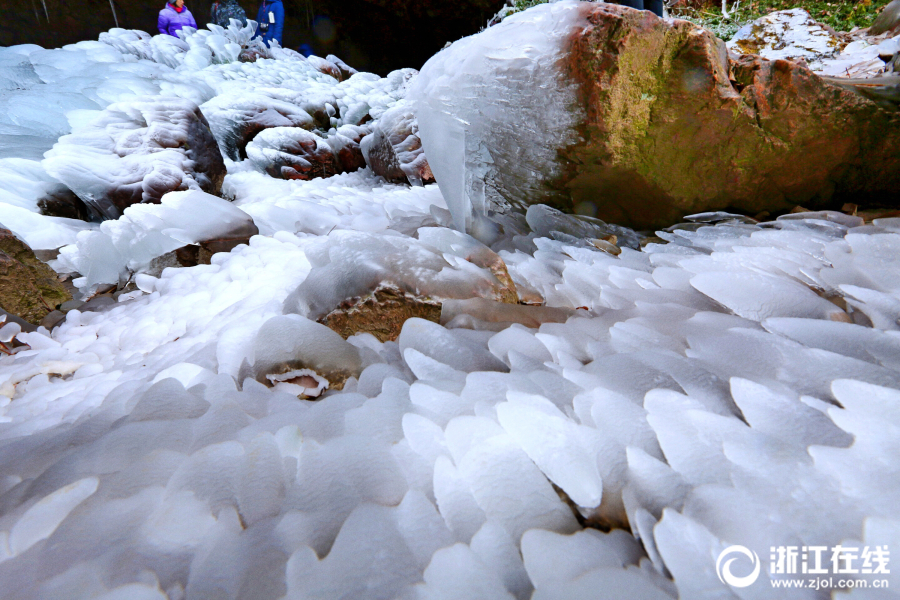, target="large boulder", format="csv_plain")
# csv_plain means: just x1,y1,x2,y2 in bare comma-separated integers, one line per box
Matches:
0,228,71,325
411,1,900,231
43,98,226,220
